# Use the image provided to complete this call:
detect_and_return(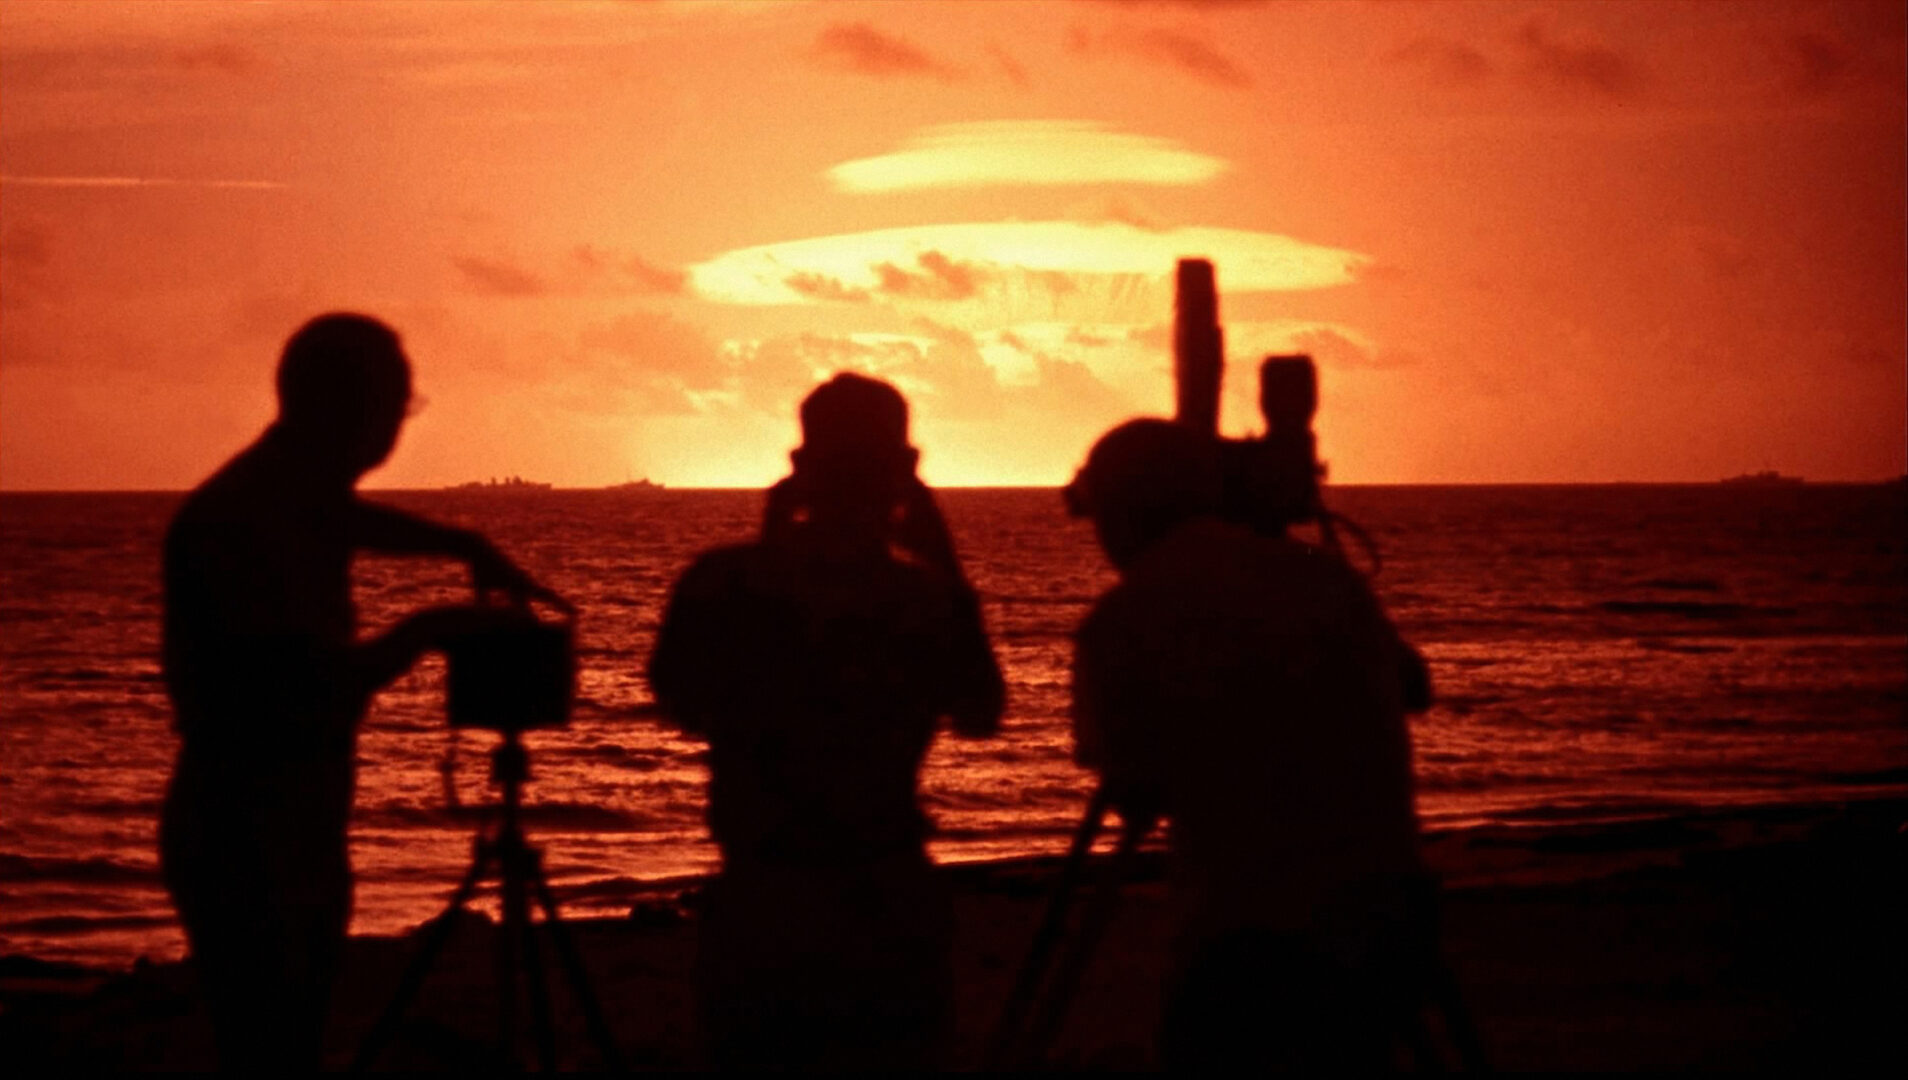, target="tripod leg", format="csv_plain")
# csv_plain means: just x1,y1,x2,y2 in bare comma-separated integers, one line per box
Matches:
984,787,1111,1068
1430,958,1490,1071
512,847,558,1072
351,839,494,1072
496,846,523,1066
1019,809,1153,1066
530,869,626,1071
